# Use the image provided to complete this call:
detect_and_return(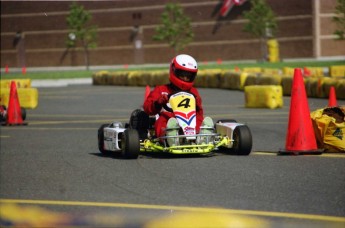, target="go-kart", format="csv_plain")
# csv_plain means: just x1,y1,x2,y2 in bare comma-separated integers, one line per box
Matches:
98,91,252,159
